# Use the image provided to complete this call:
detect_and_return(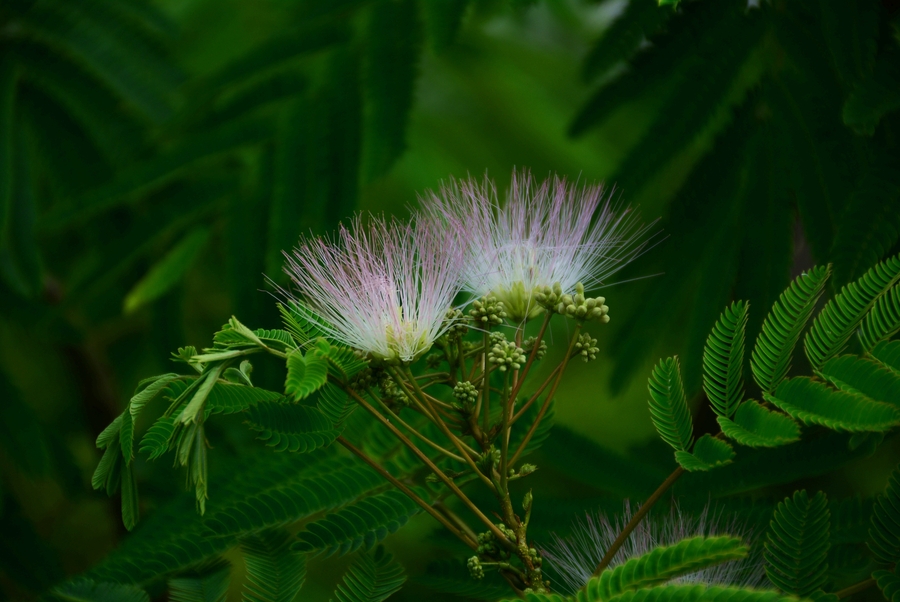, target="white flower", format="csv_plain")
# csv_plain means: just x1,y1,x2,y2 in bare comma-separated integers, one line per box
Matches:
283,214,463,363
420,170,657,323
